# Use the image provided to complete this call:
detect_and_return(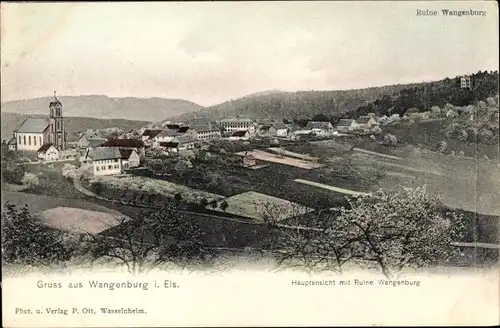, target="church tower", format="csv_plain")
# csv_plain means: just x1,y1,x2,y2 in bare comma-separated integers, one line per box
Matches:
49,91,66,150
